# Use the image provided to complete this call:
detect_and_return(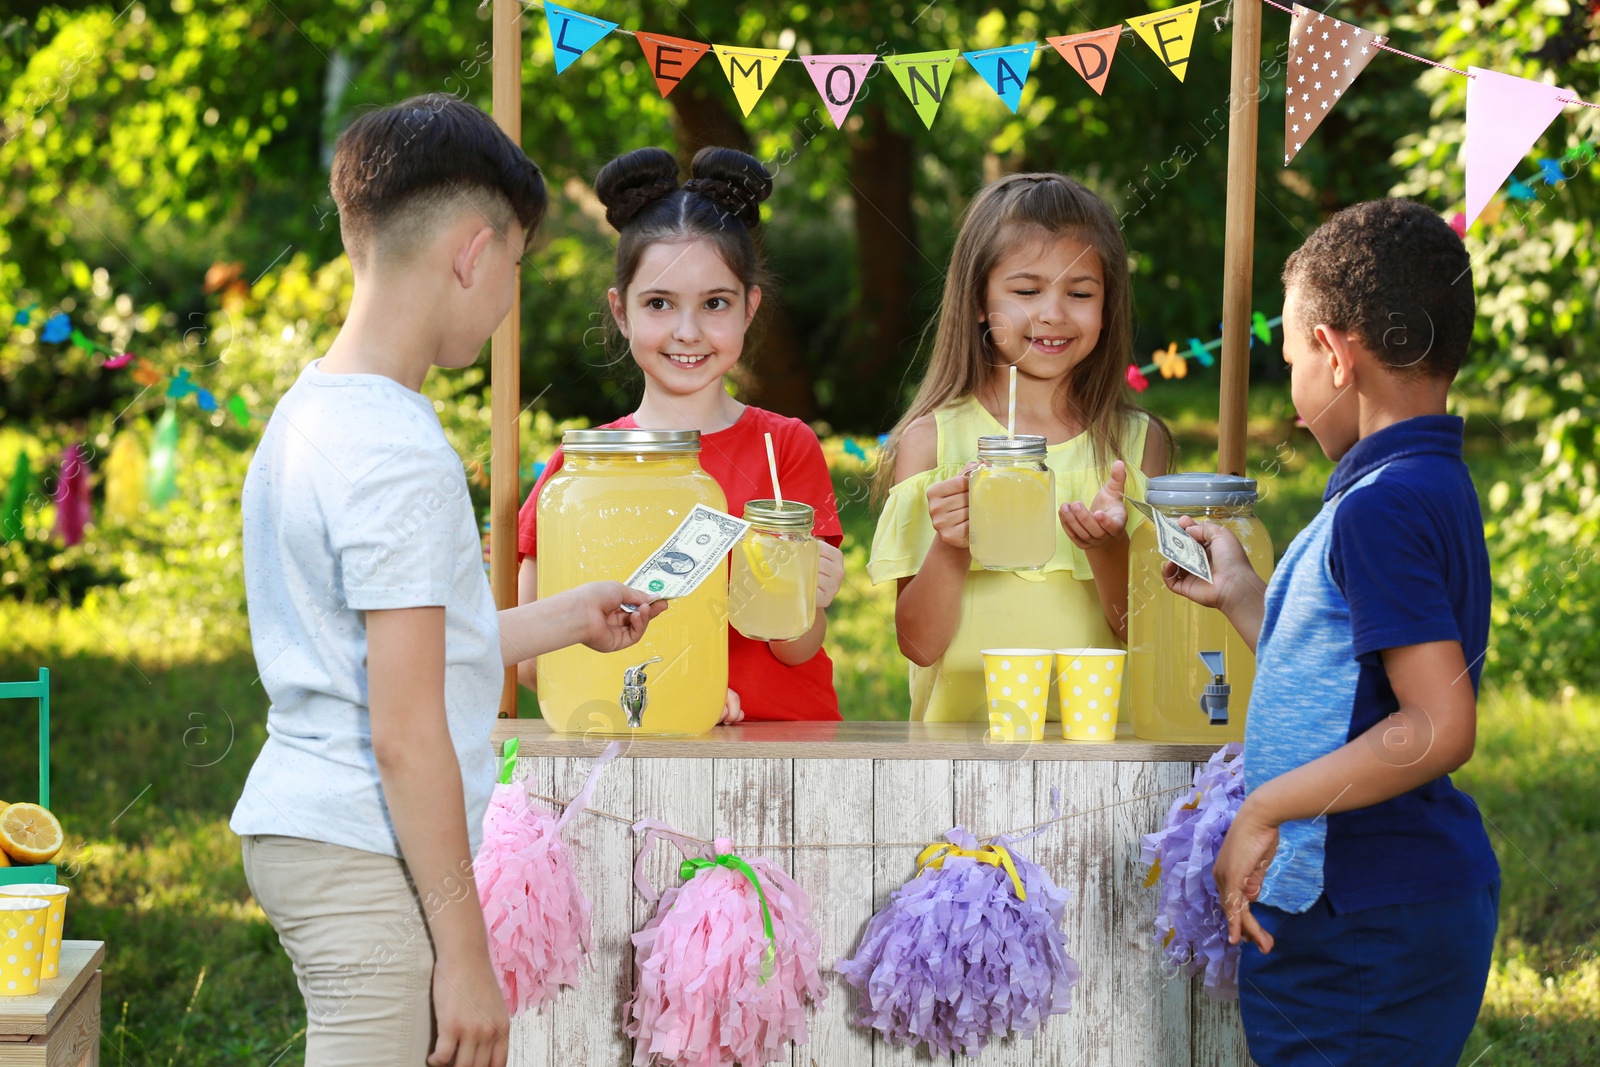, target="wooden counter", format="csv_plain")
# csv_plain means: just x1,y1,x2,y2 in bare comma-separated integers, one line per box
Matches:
496,720,1251,1067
